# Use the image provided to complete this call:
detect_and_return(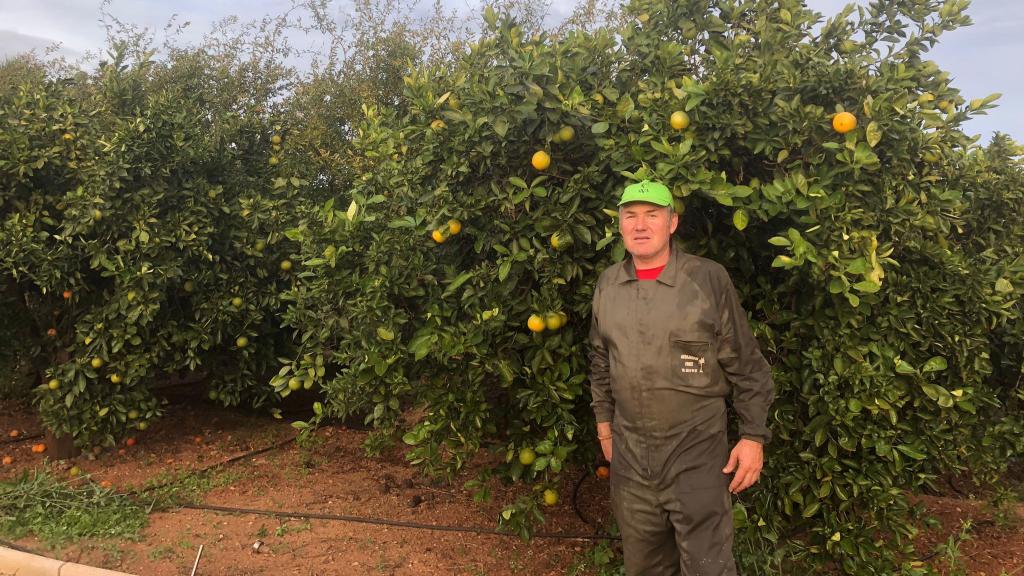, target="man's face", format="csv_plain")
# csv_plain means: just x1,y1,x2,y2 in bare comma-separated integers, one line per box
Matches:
618,202,678,261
